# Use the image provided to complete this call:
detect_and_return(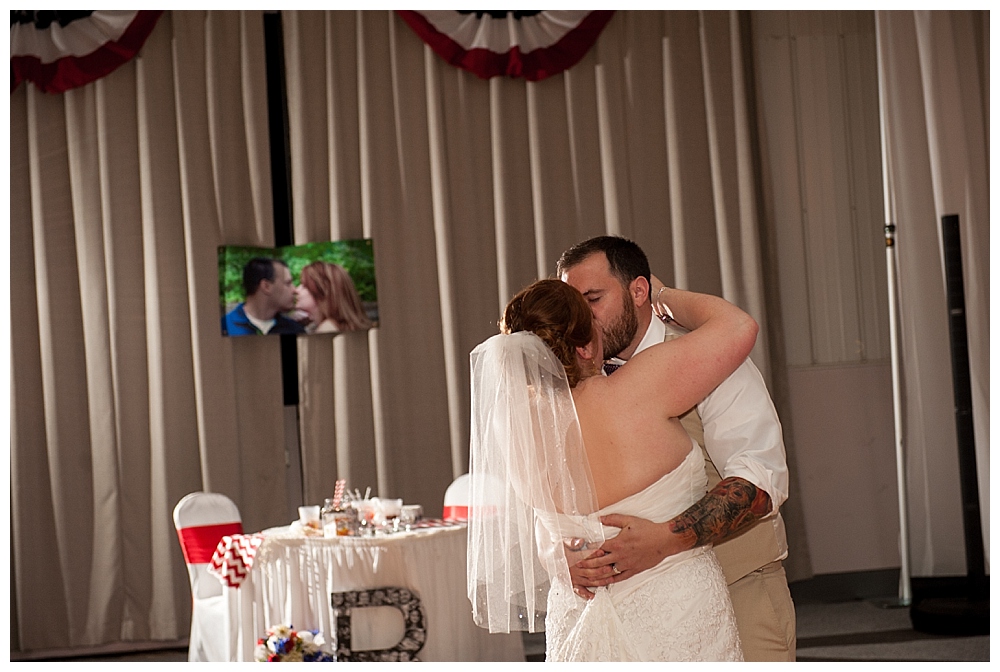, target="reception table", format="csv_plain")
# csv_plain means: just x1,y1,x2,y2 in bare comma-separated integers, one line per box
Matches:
222,523,525,662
